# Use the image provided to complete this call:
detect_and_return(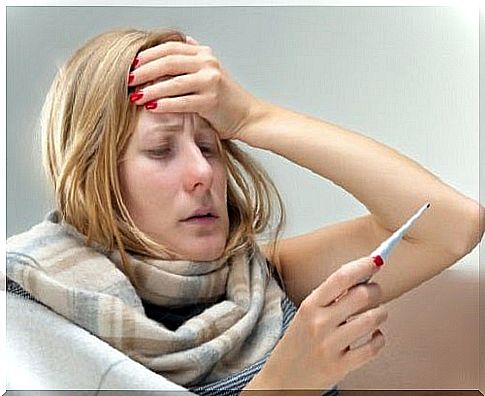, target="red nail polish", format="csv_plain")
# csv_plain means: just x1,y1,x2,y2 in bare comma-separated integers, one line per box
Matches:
145,100,158,110
128,73,135,84
131,57,140,69
129,91,144,103
372,255,384,267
